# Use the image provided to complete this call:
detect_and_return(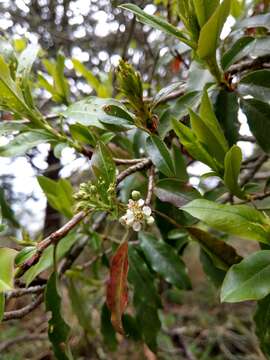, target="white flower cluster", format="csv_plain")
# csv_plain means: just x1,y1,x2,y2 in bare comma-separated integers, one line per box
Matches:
120,193,154,232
